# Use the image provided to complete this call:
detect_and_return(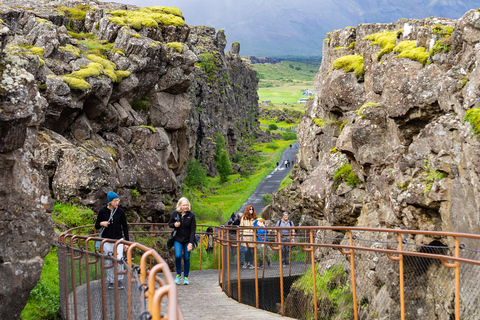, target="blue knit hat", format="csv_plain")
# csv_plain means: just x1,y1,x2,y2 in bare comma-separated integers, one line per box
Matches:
107,191,119,203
